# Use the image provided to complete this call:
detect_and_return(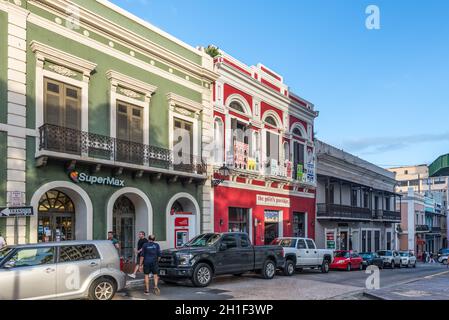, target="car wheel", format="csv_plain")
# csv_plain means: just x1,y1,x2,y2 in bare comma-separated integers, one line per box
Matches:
443,259,448,266
89,277,116,301
413,261,417,268
261,259,276,279
192,263,213,287
391,260,395,269
283,260,295,276
321,260,330,273
346,263,351,272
